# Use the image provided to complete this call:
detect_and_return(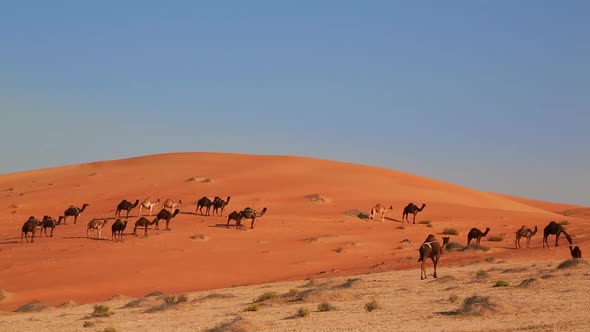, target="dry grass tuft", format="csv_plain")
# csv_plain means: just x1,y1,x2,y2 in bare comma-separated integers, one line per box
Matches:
304,194,329,204
442,228,458,235
15,300,49,313
557,259,588,269
365,299,381,312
